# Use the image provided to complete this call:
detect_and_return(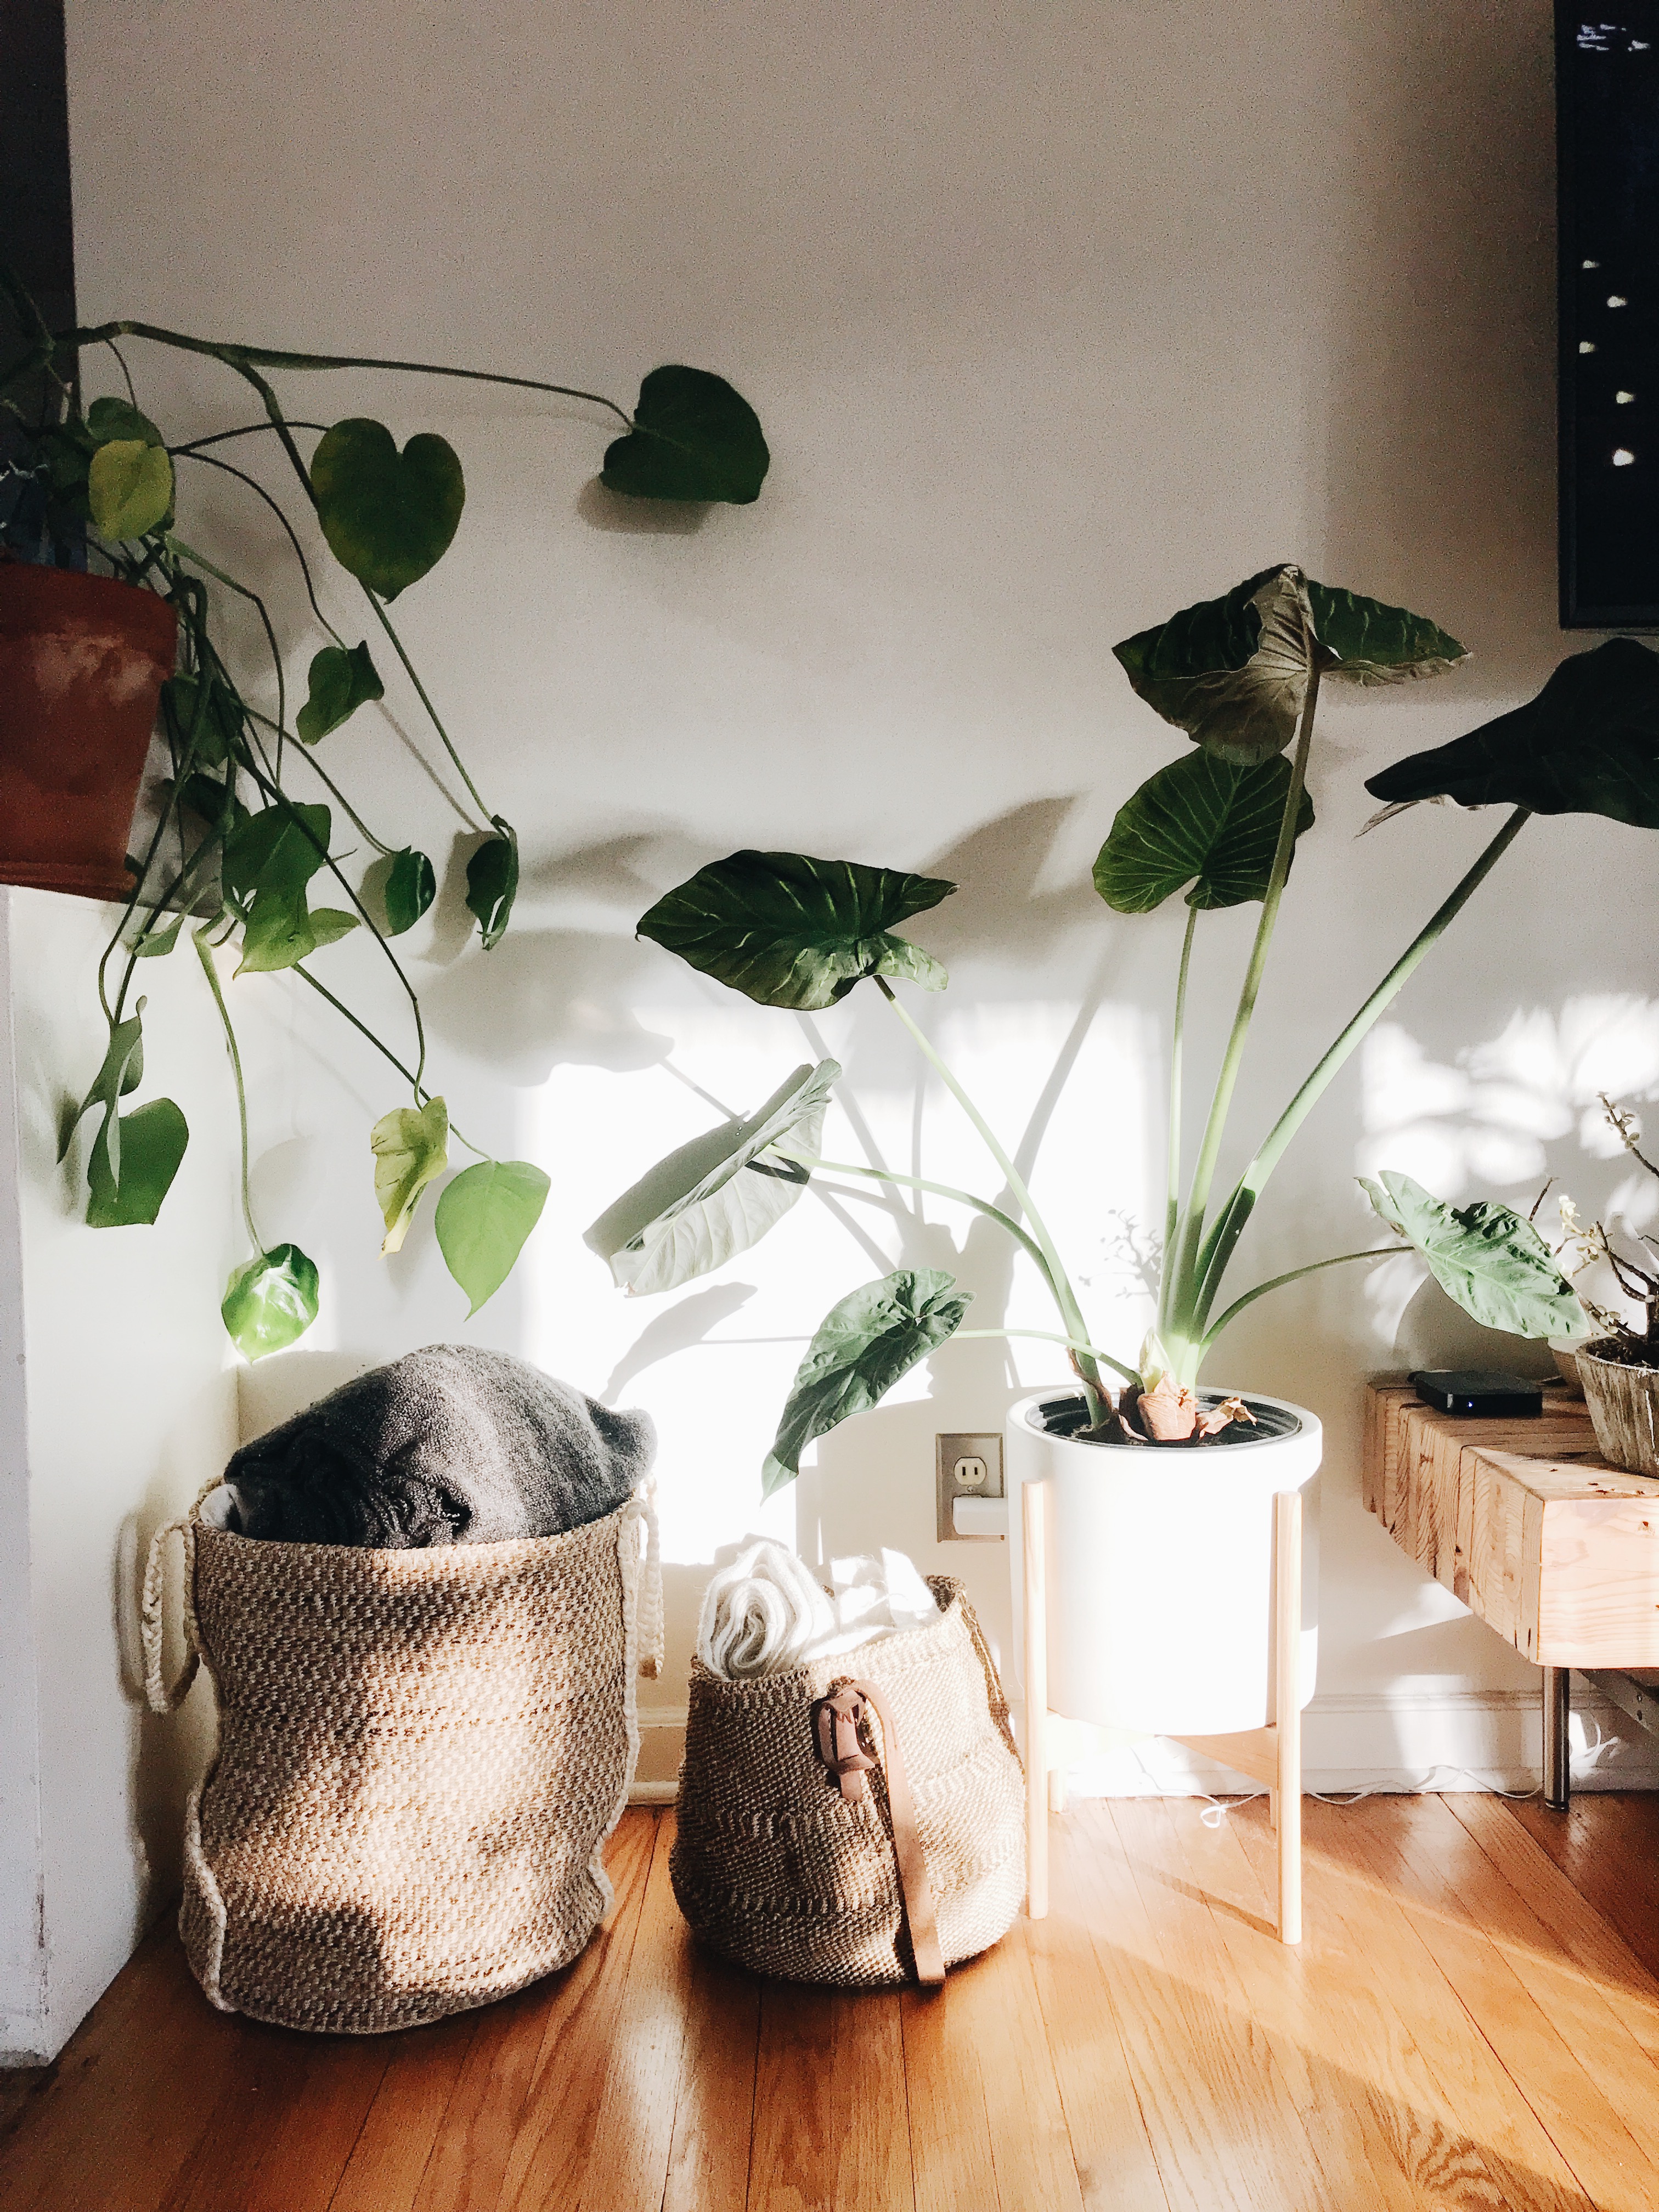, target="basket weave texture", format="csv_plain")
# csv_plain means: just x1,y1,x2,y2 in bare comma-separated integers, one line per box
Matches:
1579,1345,1659,1476
160,1498,653,2034
670,1577,1025,1987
